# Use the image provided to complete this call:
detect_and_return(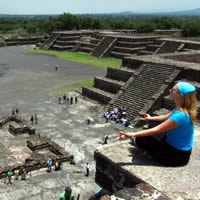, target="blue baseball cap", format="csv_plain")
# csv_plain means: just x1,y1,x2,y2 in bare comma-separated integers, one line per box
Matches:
177,82,196,95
